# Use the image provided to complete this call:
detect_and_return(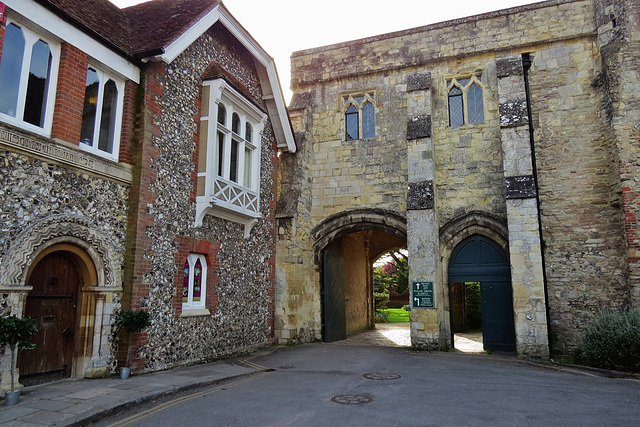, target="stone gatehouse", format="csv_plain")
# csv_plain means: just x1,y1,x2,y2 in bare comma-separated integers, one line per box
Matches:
277,0,639,357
